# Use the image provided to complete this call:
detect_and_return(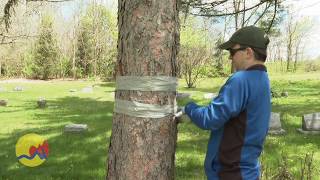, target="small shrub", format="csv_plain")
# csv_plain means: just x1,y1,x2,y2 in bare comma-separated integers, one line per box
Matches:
304,61,320,72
